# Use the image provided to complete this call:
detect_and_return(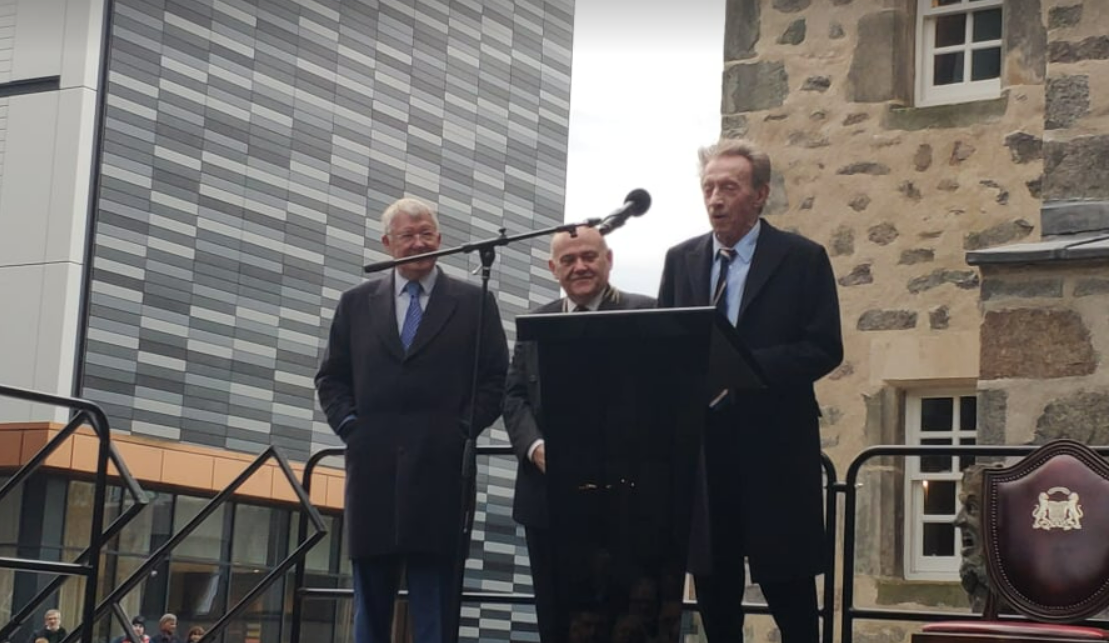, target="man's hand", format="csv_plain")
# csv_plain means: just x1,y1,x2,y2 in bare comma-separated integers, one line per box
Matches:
532,443,546,474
